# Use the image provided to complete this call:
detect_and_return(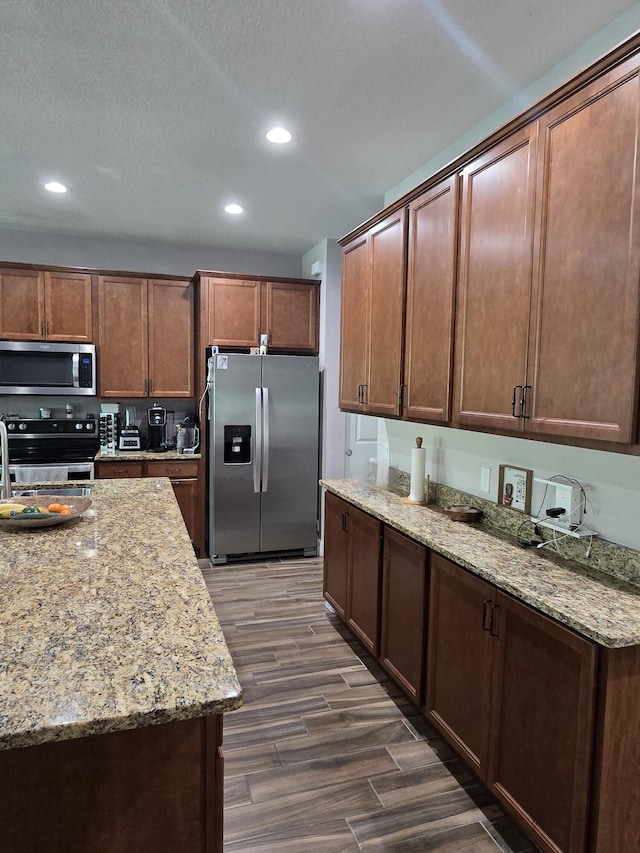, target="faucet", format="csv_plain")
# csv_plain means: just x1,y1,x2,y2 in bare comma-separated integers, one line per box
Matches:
0,418,10,500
